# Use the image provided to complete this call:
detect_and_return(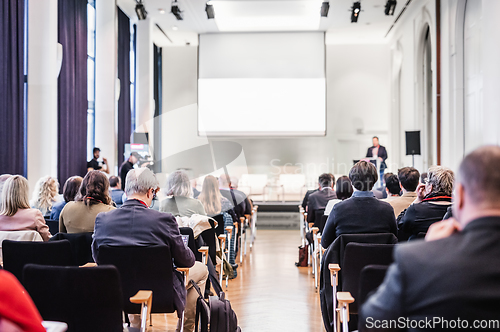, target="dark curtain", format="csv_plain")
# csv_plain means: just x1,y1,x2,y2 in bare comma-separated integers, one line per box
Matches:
0,0,25,175
57,0,88,187
153,44,162,173
117,8,132,167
